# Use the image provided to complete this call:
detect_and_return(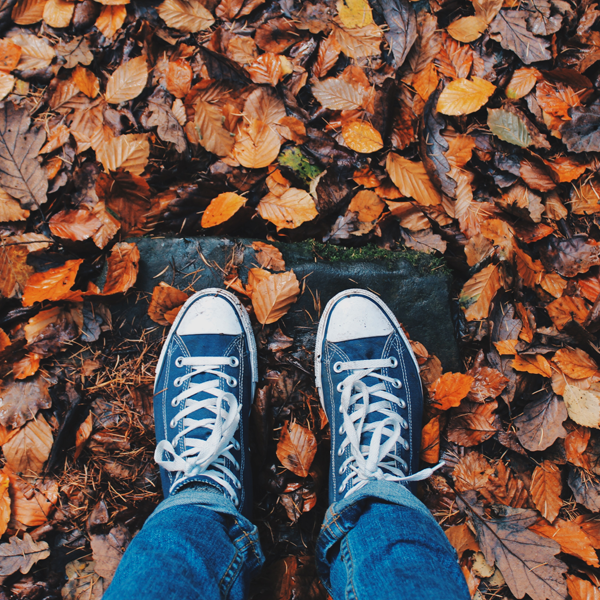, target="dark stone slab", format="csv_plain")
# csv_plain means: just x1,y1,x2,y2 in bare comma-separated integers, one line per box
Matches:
108,237,459,371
